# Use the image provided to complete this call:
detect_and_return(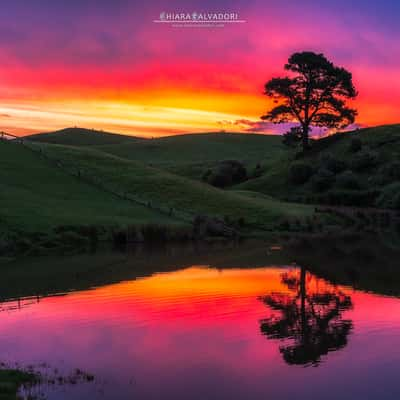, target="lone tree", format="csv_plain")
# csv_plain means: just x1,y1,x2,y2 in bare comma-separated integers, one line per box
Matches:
261,51,357,151
259,266,353,366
